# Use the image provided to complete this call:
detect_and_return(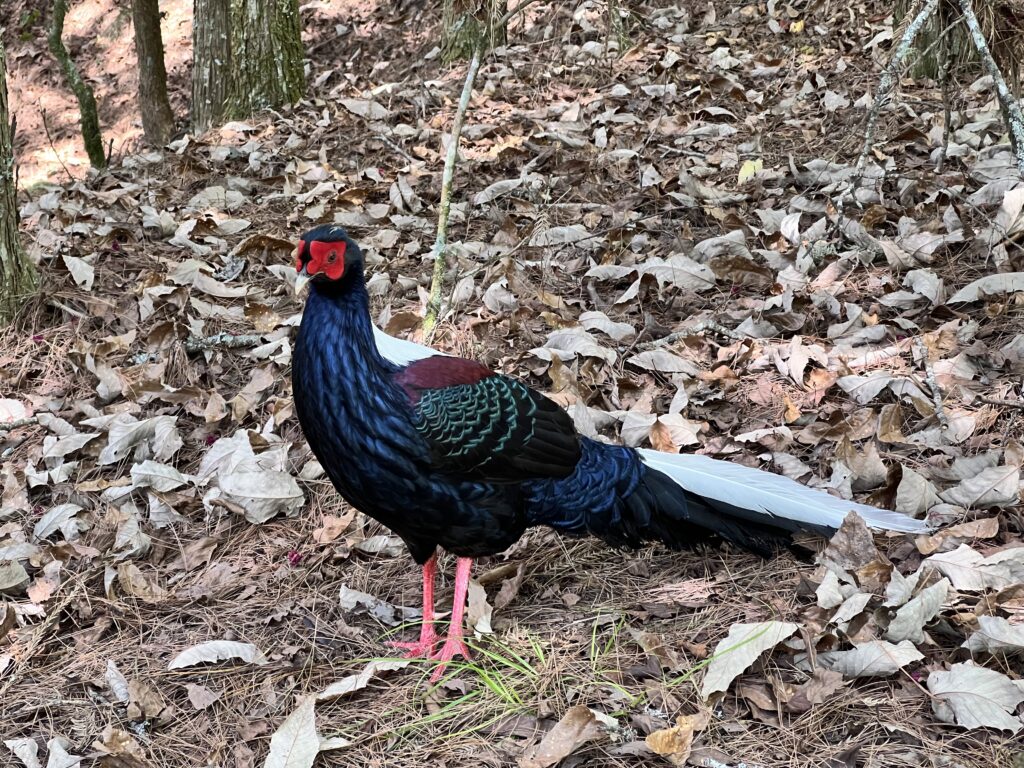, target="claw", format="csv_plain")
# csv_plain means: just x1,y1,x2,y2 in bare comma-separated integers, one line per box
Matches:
388,631,440,659
428,636,471,682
